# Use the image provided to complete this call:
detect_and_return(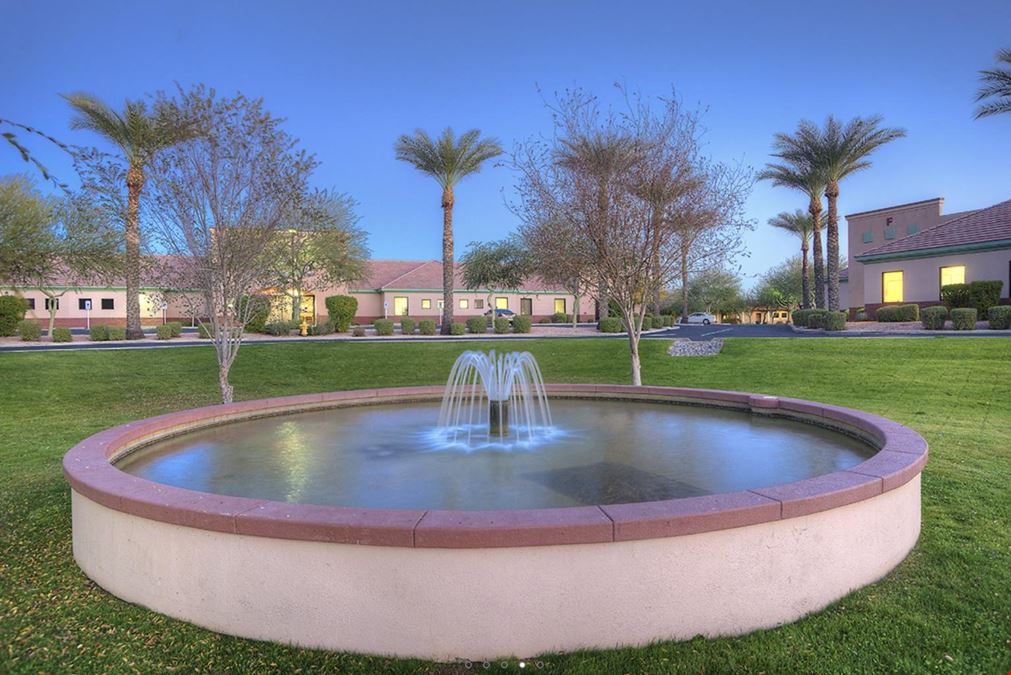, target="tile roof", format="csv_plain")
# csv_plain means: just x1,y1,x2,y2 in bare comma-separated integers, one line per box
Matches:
856,198,1011,260
355,260,567,293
